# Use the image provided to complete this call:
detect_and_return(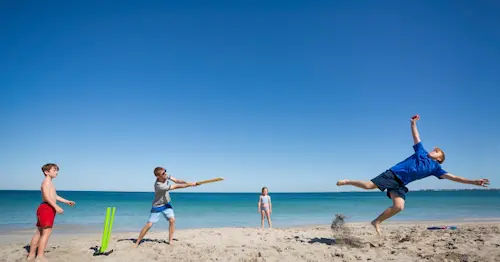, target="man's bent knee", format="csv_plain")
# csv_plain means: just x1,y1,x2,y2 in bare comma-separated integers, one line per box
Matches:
169,218,175,224
366,182,377,189
393,203,405,212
